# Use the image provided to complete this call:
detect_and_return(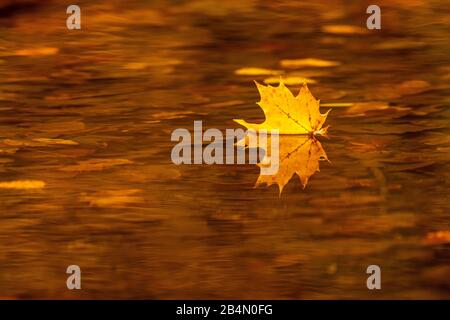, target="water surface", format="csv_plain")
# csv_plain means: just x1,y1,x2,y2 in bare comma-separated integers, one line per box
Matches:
0,0,449,298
